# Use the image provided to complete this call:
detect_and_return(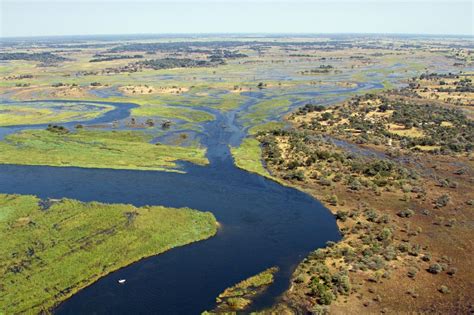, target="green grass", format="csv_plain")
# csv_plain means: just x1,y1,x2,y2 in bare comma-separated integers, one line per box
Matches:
248,121,285,135
0,193,217,314
222,266,279,293
241,98,292,127
382,80,395,90
0,129,207,171
215,93,246,111
0,102,113,127
208,266,279,312
230,138,271,178
350,59,426,85
131,101,214,122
